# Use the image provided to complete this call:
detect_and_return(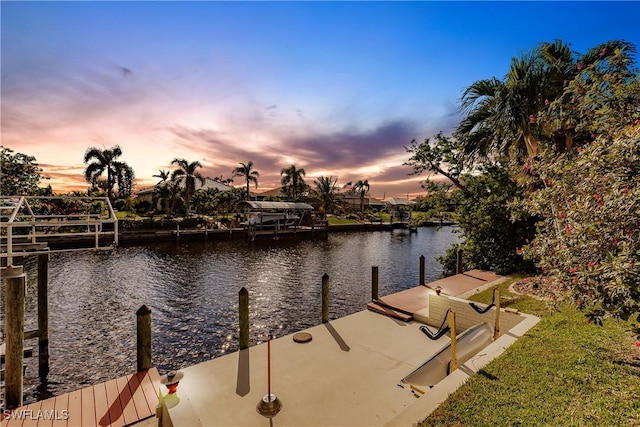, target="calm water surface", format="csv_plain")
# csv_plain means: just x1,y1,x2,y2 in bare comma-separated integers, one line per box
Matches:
6,227,459,402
